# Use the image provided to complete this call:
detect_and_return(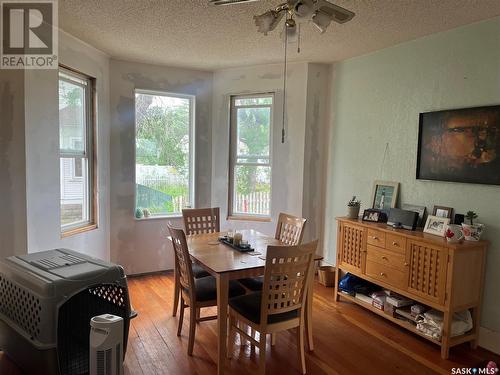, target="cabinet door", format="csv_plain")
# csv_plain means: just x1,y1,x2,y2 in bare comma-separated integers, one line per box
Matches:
407,240,448,305
339,223,366,274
